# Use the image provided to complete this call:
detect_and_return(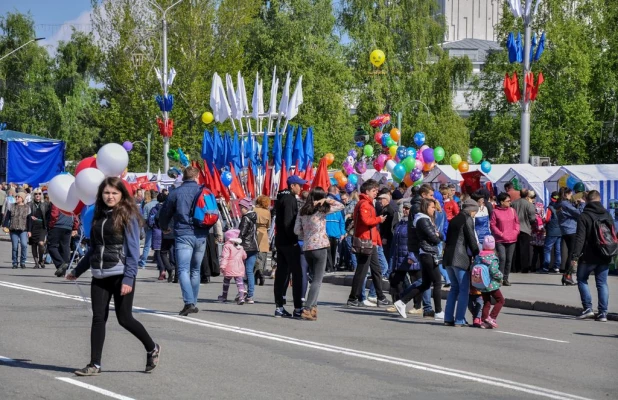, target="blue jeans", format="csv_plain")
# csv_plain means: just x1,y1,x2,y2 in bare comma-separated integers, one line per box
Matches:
245,251,258,298
342,236,357,270
410,277,433,312
468,294,483,319
10,230,28,265
577,263,609,313
444,267,470,324
367,246,389,298
139,227,153,267
543,236,561,269
175,235,207,305
439,264,451,284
